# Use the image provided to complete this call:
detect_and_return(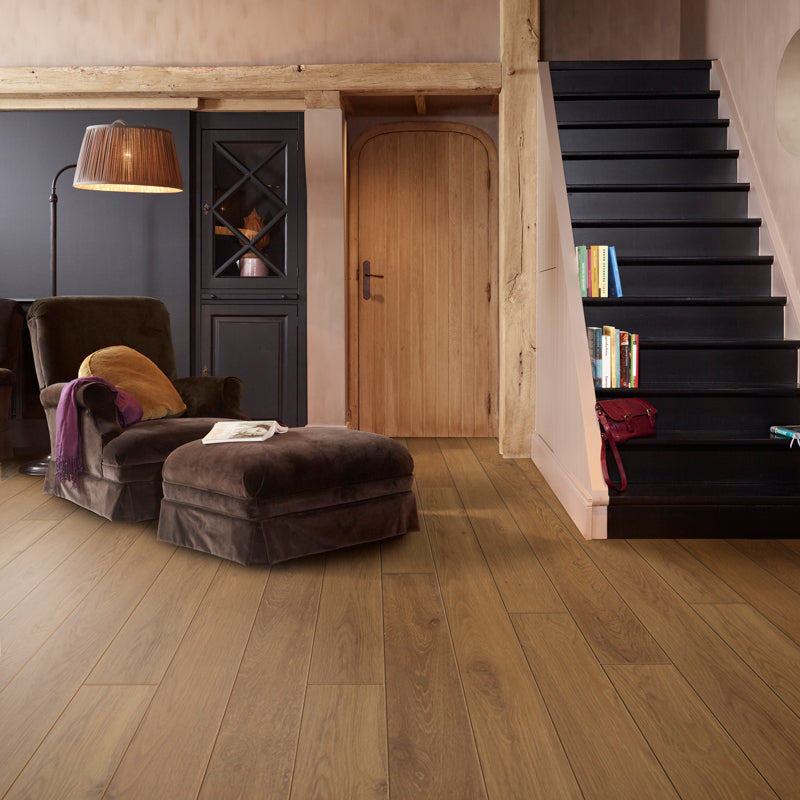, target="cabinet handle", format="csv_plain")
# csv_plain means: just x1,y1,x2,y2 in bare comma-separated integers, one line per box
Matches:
202,202,211,215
